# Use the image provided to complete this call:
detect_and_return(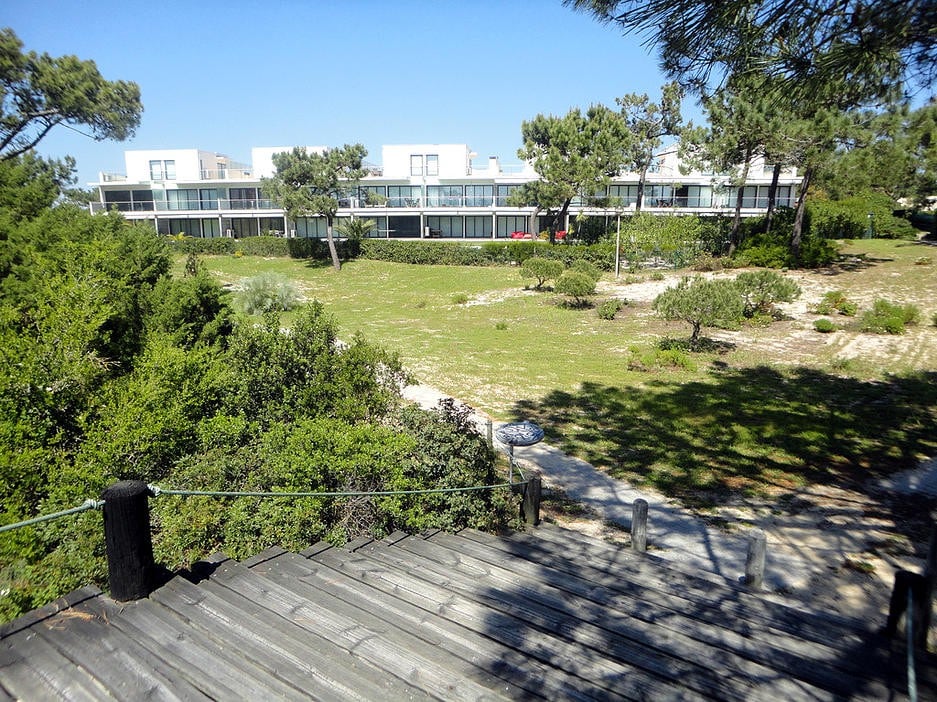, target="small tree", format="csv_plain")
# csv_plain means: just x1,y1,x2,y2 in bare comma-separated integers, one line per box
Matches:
262,145,368,271
554,270,597,307
653,277,743,348
520,256,564,289
733,270,801,318
569,259,602,282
